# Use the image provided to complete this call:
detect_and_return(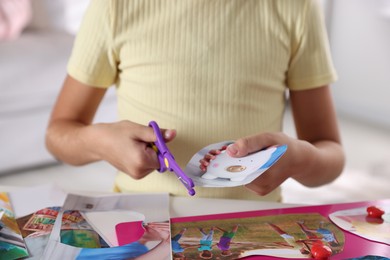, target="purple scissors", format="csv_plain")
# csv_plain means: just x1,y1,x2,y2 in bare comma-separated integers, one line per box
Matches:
149,121,196,196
